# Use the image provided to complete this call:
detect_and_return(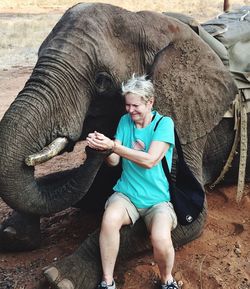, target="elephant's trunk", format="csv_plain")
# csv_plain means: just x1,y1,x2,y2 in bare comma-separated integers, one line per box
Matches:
0,66,105,215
